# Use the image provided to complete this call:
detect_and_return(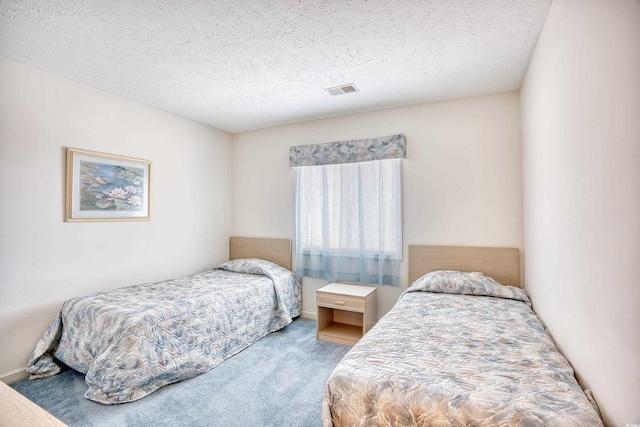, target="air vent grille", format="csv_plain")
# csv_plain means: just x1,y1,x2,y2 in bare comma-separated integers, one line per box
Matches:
325,84,359,96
